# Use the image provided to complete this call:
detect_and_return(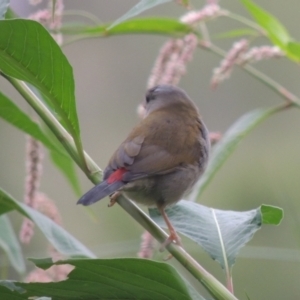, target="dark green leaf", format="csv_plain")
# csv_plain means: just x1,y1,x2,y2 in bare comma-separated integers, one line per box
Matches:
0,0,9,19
0,91,61,153
189,107,280,201
108,0,172,30
0,258,195,299
0,188,95,258
0,215,25,274
0,91,81,195
0,281,25,300
150,201,283,269
64,18,194,38
240,0,290,49
260,205,283,225
0,19,80,140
